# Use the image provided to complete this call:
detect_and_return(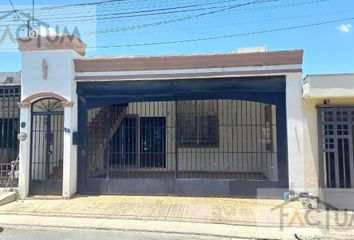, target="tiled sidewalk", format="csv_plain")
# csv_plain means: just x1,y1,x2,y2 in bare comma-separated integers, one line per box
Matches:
0,196,299,225
0,196,353,239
